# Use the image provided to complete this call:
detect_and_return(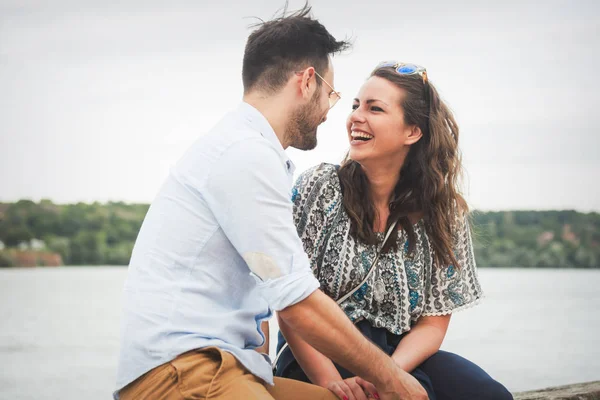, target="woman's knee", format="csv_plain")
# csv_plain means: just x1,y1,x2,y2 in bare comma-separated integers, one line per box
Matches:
483,380,513,400
418,351,513,400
